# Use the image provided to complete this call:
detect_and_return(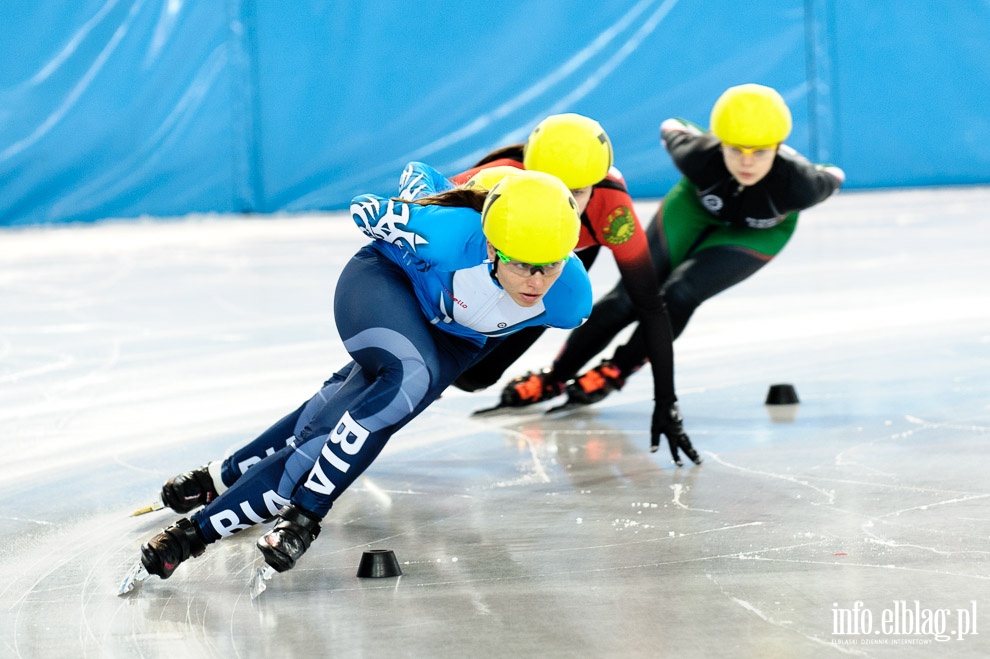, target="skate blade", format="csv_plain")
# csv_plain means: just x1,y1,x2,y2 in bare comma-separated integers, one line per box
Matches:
250,564,276,600
470,402,517,416
117,561,150,596
471,400,553,416
545,400,589,415
130,495,164,516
